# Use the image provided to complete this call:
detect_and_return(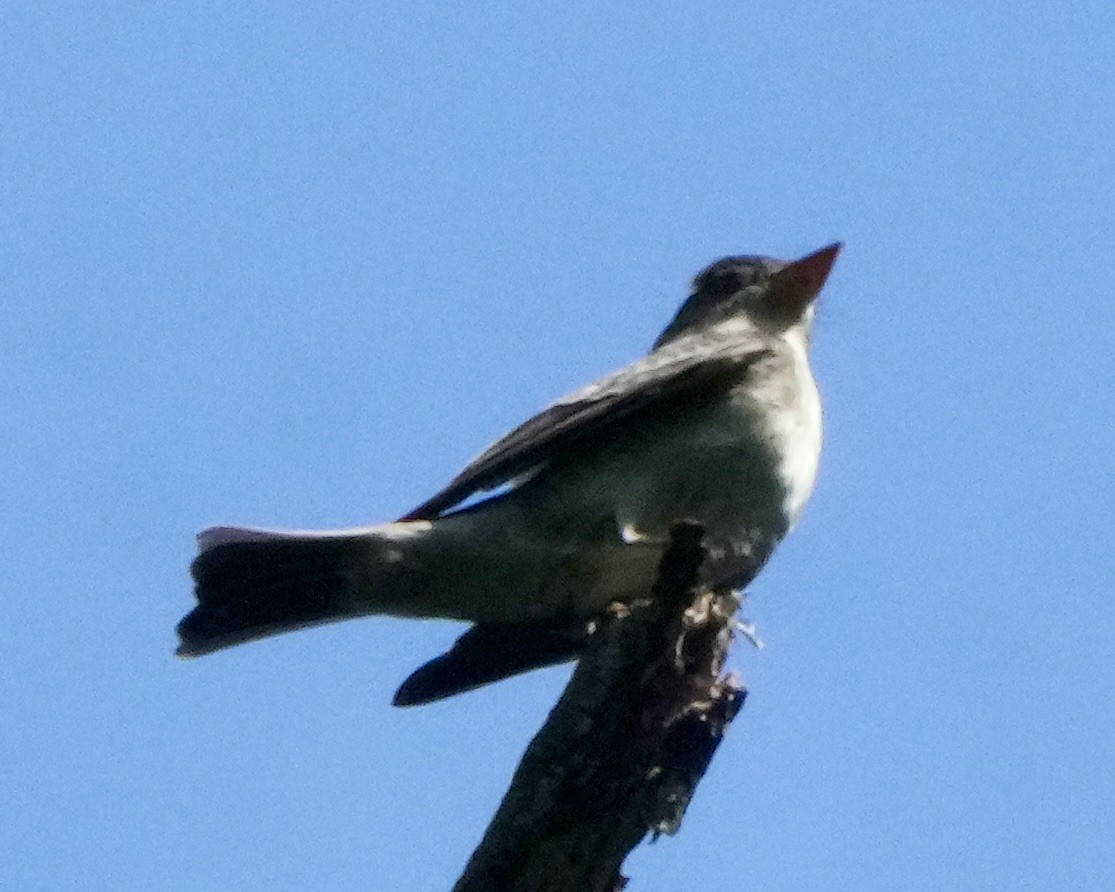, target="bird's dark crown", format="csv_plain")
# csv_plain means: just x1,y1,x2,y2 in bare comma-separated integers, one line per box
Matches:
654,255,789,348
691,256,785,297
